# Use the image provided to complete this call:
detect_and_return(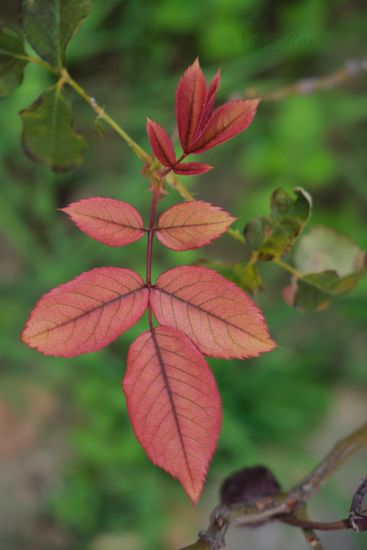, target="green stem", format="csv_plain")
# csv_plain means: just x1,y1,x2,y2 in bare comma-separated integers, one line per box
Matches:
23,54,58,73
60,69,152,164
272,257,303,279
227,228,246,245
